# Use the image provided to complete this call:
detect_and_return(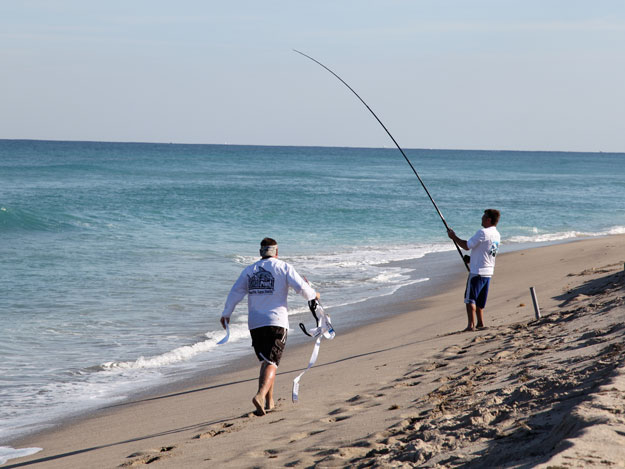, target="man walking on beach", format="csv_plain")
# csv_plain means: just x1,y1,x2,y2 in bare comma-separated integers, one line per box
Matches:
220,237,319,415
447,209,501,331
